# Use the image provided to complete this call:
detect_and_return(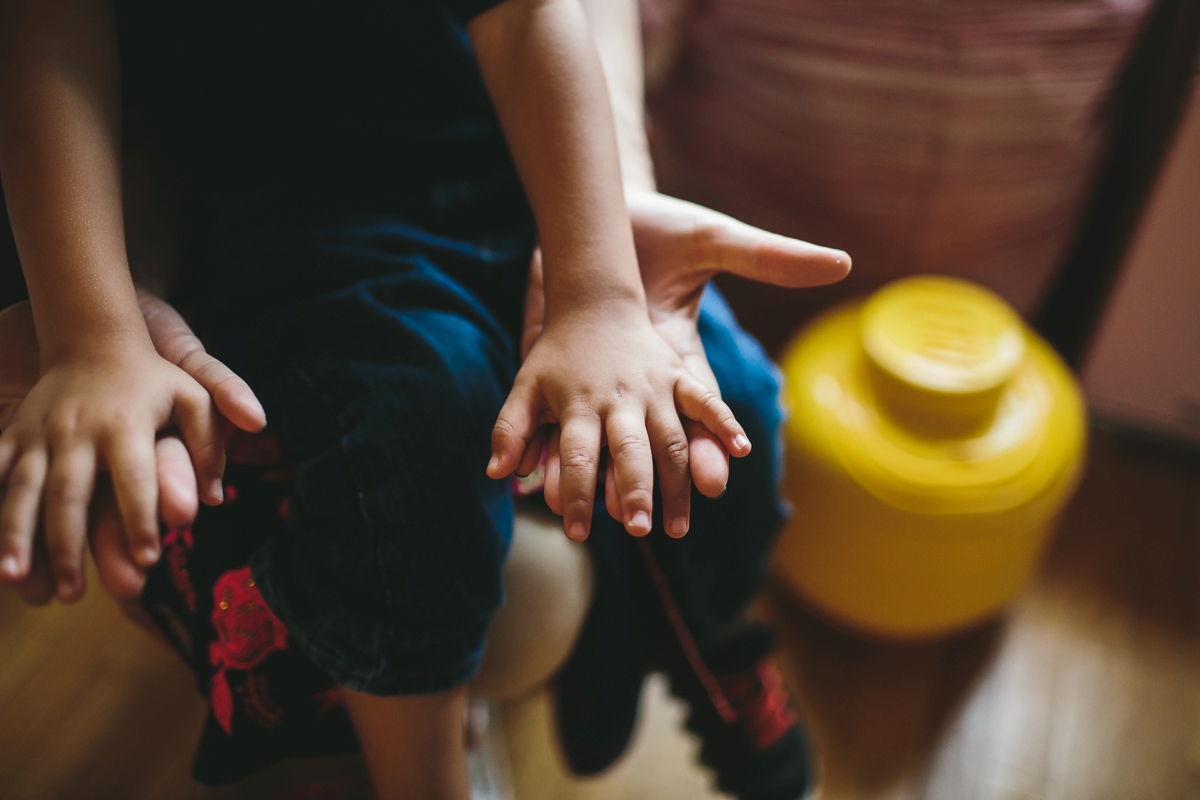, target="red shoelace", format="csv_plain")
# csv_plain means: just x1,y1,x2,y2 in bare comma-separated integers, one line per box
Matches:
637,539,797,750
